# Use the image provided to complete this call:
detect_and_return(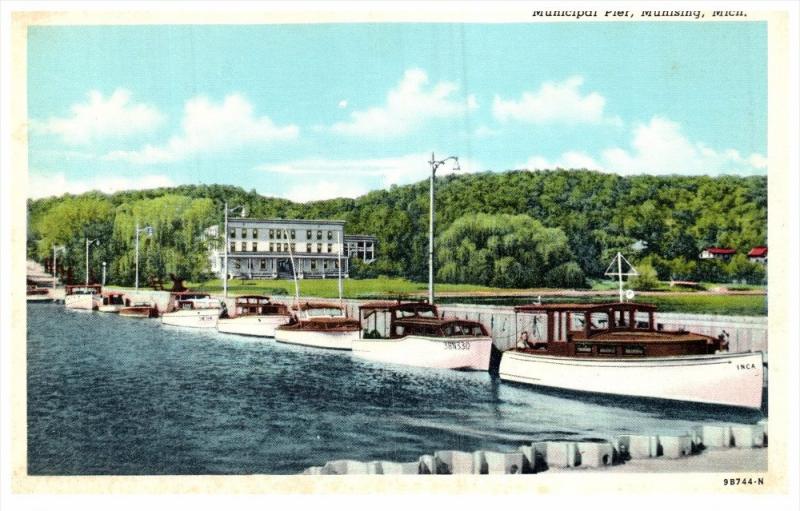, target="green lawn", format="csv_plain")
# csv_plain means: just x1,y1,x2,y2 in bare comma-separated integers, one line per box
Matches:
175,277,767,316
185,277,499,298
